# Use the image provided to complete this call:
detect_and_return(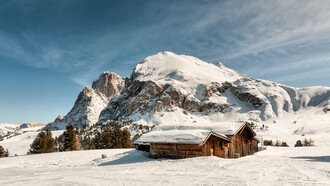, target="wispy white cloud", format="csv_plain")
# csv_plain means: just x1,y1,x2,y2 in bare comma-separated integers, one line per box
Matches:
273,66,330,85
1,0,330,87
